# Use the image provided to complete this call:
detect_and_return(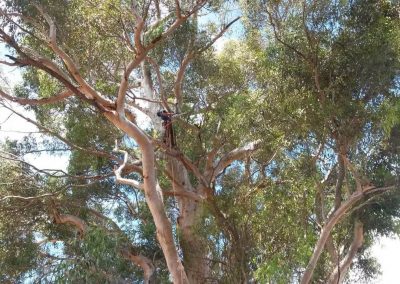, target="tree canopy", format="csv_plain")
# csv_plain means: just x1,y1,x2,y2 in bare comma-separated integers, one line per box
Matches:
0,0,399,283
